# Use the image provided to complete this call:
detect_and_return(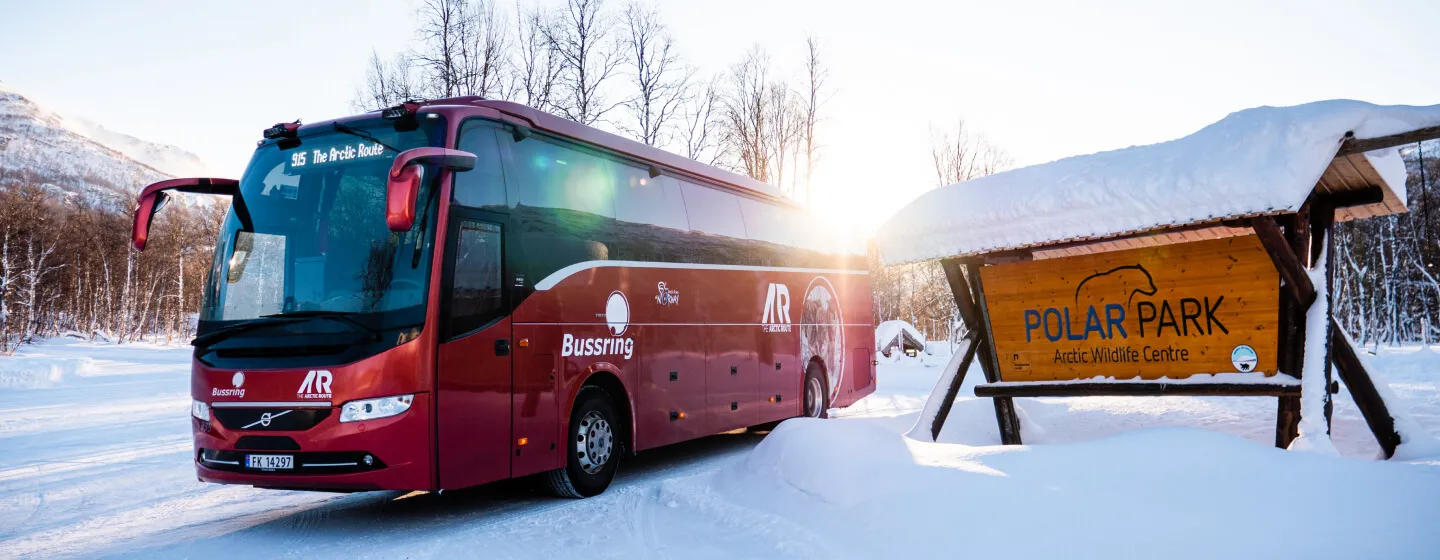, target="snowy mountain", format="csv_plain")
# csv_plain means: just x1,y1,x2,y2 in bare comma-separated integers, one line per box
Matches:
0,82,209,209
